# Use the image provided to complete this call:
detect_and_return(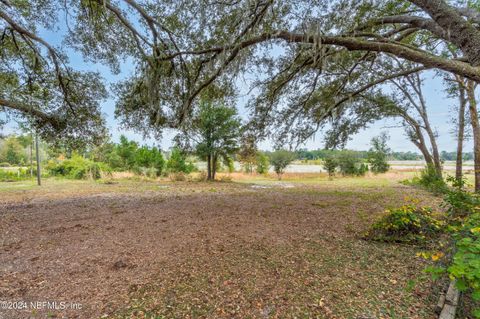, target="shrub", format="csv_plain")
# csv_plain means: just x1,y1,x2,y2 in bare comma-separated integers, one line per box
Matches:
402,164,447,195
134,146,165,176
438,209,480,317
365,204,444,244
442,176,480,218
448,232,480,310
46,155,111,180
337,151,367,176
226,157,235,173
269,150,295,180
0,168,33,181
367,133,390,174
421,180,480,317
322,156,338,179
357,163,369,176
166,147,195,174
256,152,270,174
0,162,11,167
217,157,235,173
419,164,447,193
